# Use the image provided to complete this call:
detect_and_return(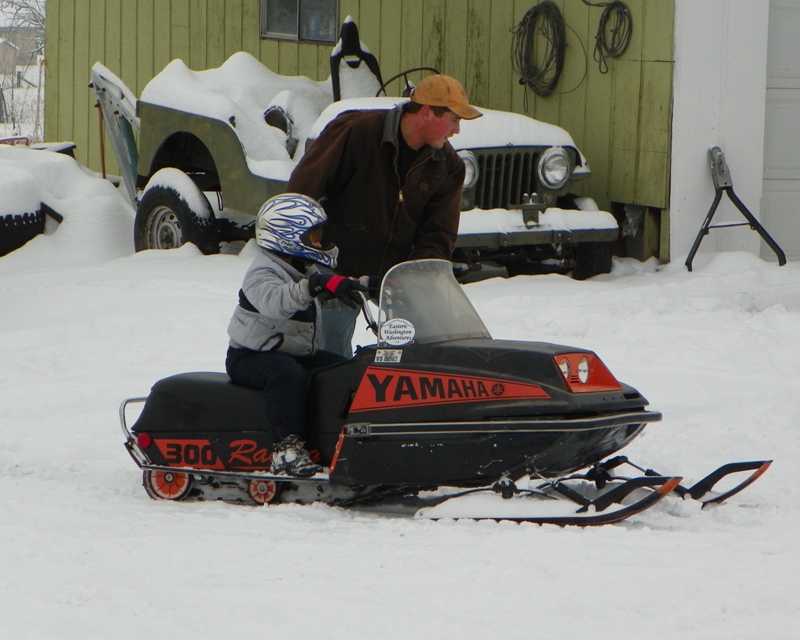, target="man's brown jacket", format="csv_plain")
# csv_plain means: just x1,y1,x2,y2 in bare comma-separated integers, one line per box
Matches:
287,105,465,278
